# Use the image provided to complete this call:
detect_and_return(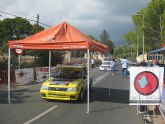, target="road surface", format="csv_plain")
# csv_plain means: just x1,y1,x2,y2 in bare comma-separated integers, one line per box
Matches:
0,67,145,124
